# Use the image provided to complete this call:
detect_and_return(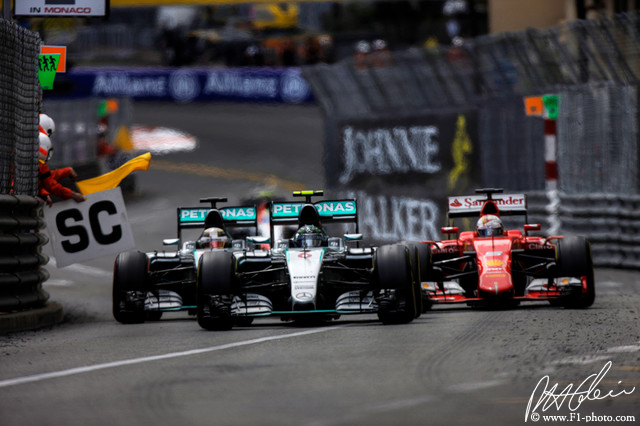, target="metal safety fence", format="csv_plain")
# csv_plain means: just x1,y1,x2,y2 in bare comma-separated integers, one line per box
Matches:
303,11,640,195
302,12,640,269
41,97,134,169
0,19,41,196
305,12,640,116
0,20,50,316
